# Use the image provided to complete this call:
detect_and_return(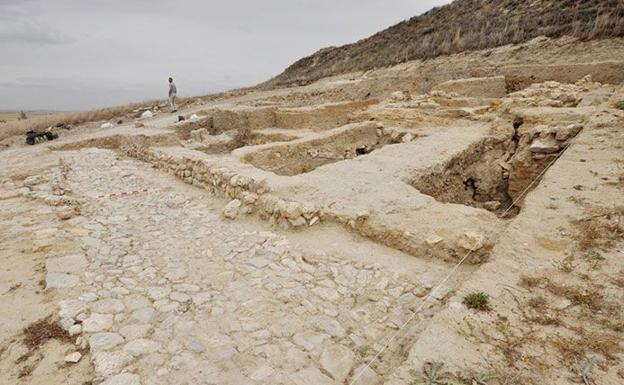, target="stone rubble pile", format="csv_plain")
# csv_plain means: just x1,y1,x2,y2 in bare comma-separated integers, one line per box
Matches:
504,76,605,108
